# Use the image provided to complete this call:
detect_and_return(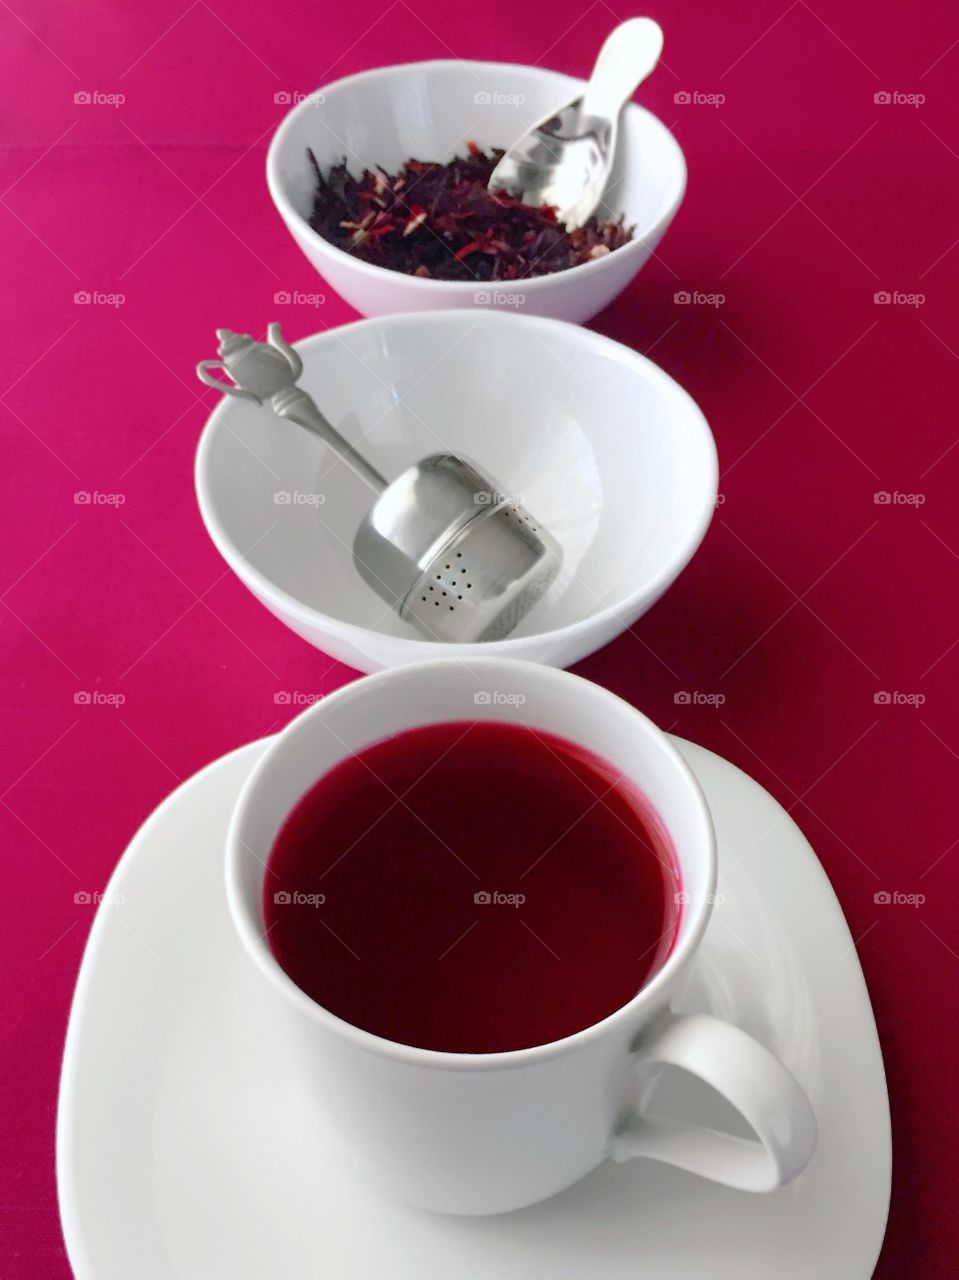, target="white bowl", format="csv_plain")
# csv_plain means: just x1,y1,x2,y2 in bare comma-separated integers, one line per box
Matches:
195,311,717,673
266,60,686,325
